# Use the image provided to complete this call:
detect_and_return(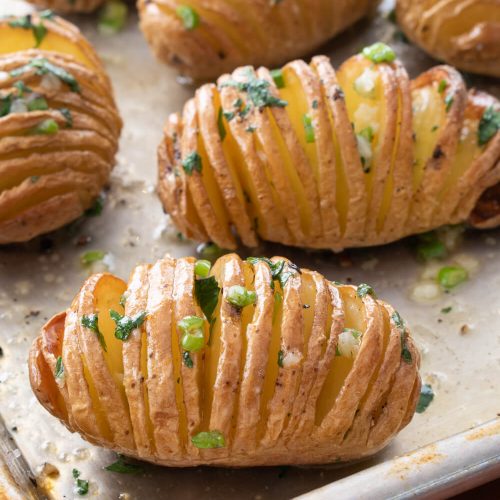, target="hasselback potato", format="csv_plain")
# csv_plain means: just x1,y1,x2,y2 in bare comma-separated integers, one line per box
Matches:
0,11,121,244
157,43,500,251
26,0,105,13
29,254,421,466
138,0,379,80
396,0,500,78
